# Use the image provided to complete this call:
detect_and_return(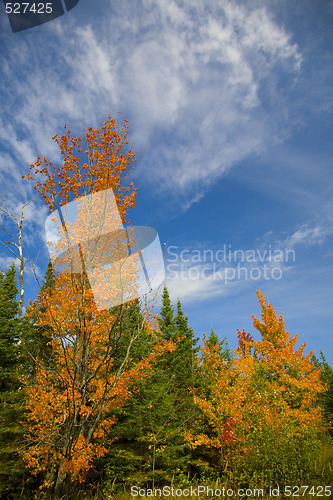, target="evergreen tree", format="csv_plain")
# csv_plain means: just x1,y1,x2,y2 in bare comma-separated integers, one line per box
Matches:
207,327,231,363
207,327,219,348
102,289,200,491
157,288,199,403
110,299,150,370
91,299,159,489
40,258,56,298
21,259,56,377
314,351,333,436
103,344,183,490
0,264,33,498
173,299,199,403
0,264,20,392
158,285,175,341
